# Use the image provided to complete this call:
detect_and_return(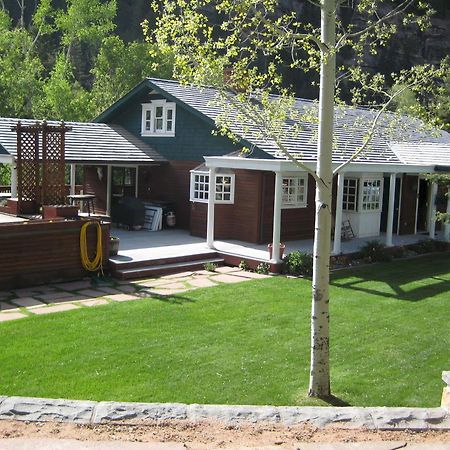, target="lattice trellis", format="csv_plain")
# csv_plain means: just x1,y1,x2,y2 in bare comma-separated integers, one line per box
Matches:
12,121,71,214
42,125,67,206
